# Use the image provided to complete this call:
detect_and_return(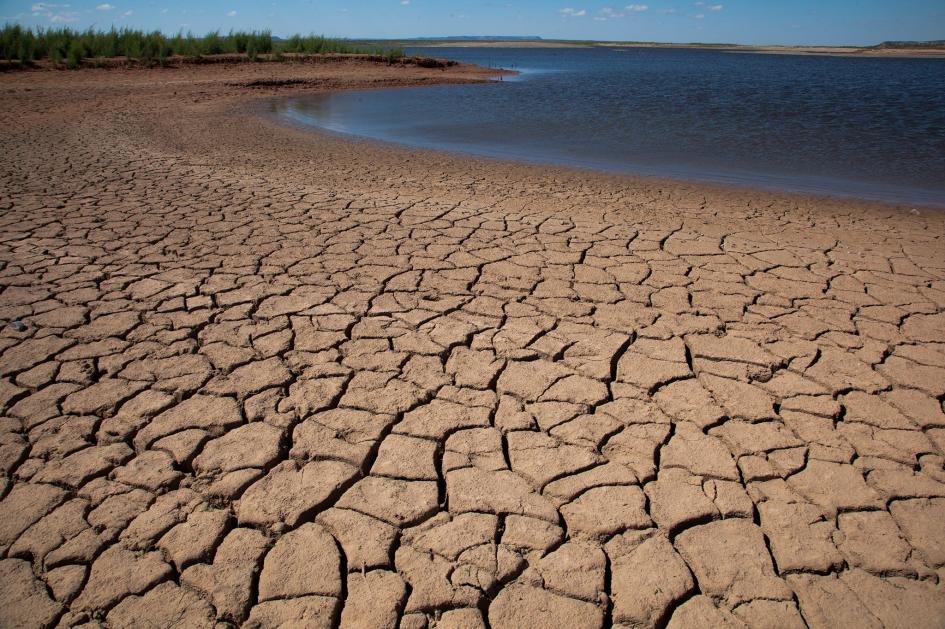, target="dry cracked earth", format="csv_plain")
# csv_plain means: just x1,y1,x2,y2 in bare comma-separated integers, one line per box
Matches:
2,62,945,629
